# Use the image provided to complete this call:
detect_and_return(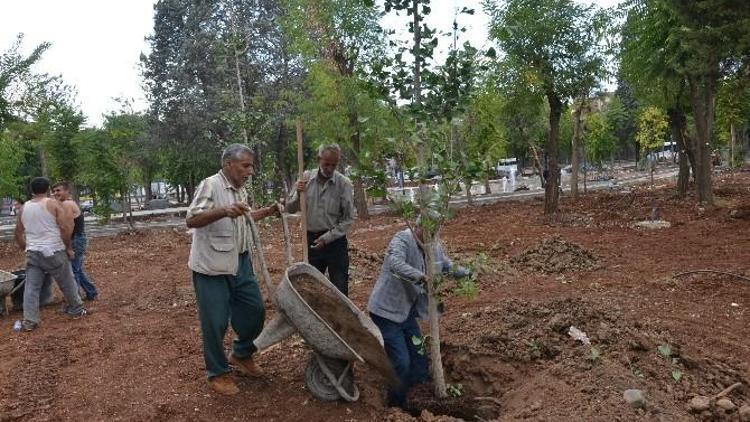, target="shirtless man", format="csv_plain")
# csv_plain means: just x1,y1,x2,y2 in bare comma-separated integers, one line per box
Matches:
52,181,98,300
